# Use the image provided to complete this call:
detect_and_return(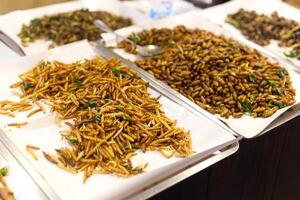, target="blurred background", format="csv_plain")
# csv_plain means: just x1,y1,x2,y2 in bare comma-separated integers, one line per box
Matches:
1,0,298,15
0,0,70,14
